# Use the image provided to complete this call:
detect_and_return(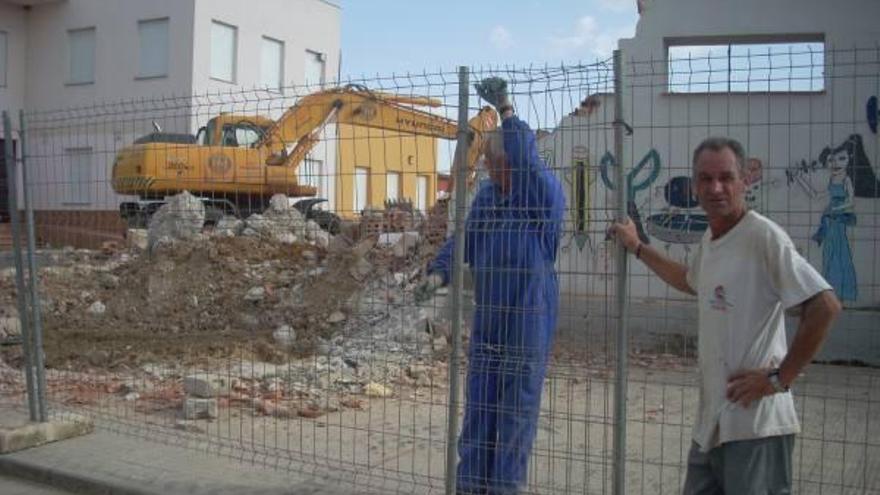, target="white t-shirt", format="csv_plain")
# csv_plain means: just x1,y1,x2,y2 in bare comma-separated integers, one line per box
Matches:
686,210,831,452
